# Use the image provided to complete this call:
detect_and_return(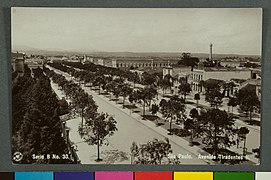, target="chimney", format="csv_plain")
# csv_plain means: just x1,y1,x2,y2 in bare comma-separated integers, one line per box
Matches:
209,43,213,61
